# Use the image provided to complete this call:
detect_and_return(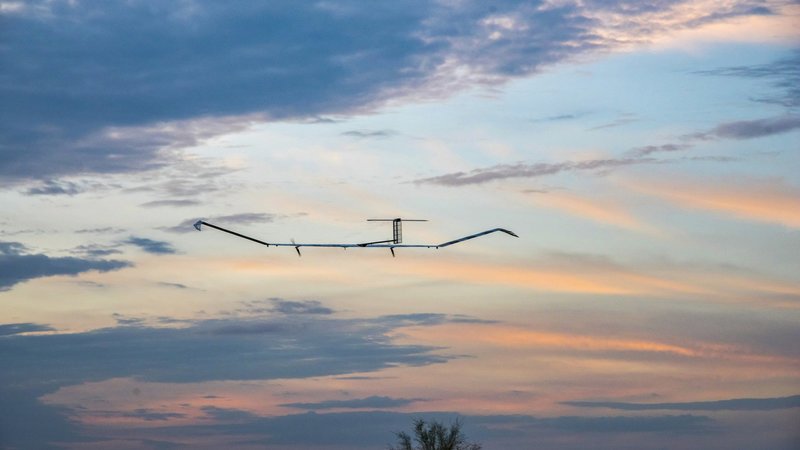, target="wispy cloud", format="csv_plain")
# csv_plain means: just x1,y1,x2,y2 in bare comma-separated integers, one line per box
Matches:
418,112,795,187
564,395,800,411
341,129,398,139
388,256,685,296
140,199,201,208
98,408,188,422
71,243,123,258
626,176,800,228
525,191,652,233
163,213,276,233
269,299,335,315
281,395,421,410
588,113,638,131
530,112,590,123
628,143,692,157
694,50,800,107
156,281,189,289
624,114,799,160
0,241,131,291
415,158,658,186
75,227,126,235
702,115,800,139
23,180,82,196
124,237,177,255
